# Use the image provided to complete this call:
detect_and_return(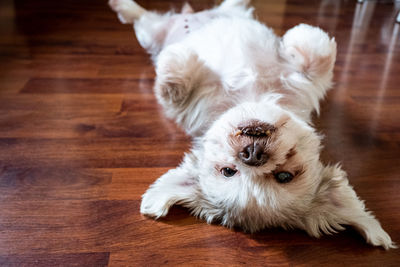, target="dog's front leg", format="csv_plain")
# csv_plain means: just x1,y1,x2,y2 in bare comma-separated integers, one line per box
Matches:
154,44,220,135
140,153,200,218
154,45,201,107
278,24,337,117
280,24,337,85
